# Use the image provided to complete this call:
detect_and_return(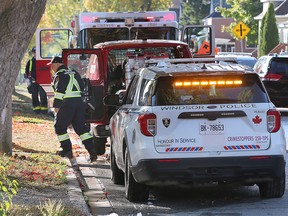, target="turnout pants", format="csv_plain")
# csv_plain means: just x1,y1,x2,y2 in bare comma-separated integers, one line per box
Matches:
30,82,48,113
54,98,95,154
